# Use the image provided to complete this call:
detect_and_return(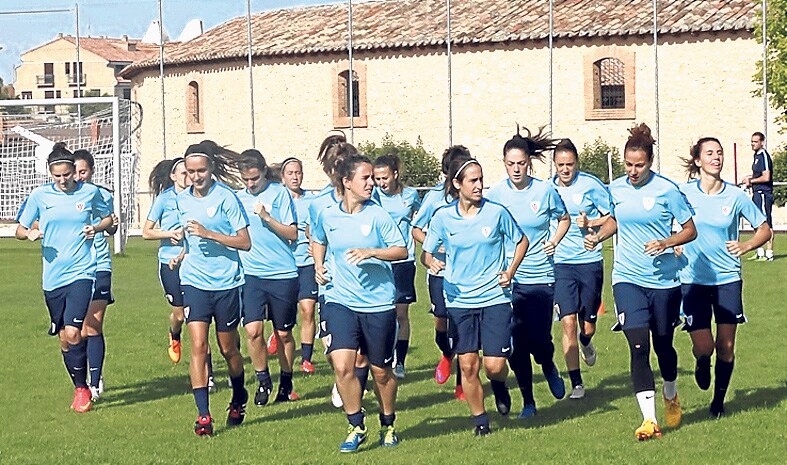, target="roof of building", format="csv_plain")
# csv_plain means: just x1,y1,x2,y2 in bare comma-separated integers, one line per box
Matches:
123,0,756,76
24,35,160,64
